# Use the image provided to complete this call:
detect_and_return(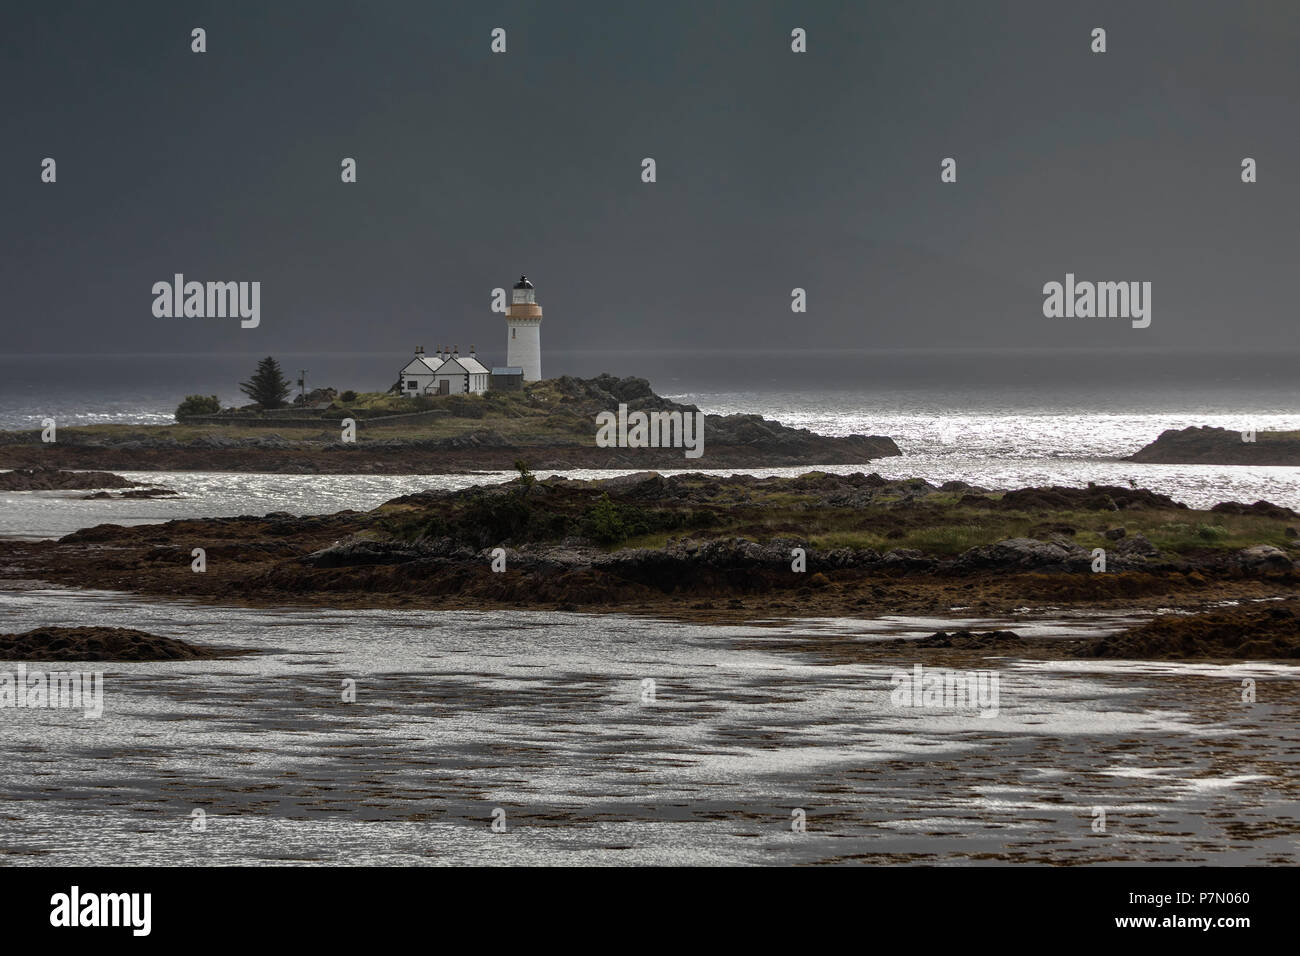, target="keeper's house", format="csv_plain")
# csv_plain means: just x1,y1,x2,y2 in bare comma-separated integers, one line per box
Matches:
398,345,490,395
396,273,545,396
